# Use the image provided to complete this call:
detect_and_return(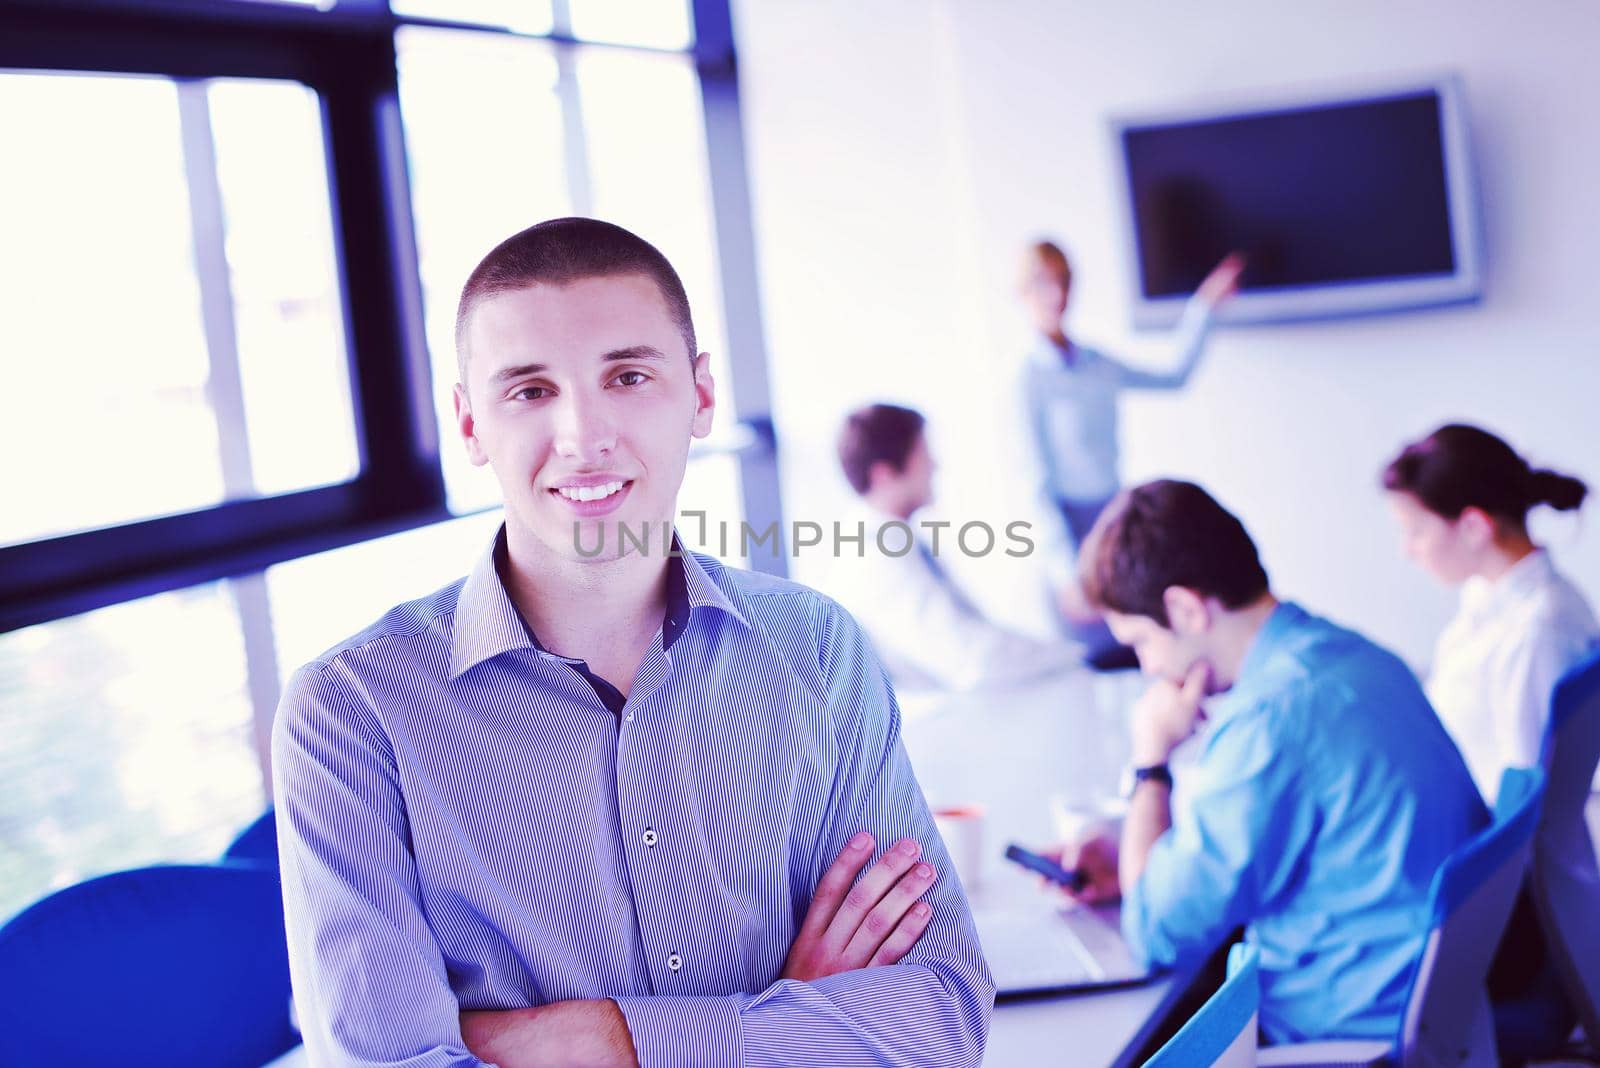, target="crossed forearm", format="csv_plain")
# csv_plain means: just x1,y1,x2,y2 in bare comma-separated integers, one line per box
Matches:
461,1000,638,1068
